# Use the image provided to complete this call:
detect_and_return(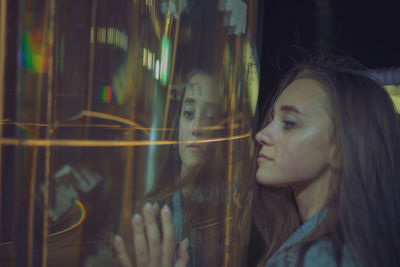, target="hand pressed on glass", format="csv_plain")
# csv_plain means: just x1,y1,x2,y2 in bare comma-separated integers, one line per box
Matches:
114,203,189,267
